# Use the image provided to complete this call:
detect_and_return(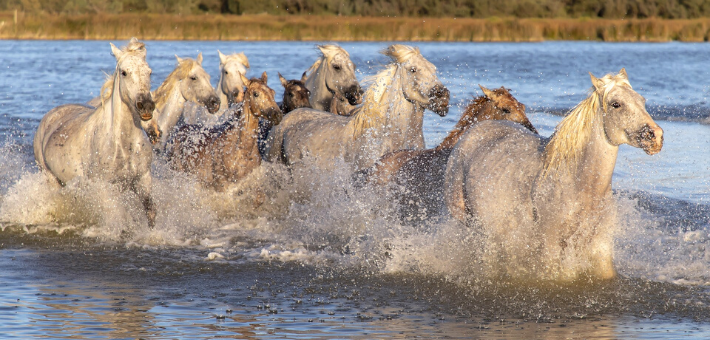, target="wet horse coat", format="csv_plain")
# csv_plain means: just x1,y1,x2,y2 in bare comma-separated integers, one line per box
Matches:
33,39,157,227
444,70,664,281
264,45,450,172
361,86,536,221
